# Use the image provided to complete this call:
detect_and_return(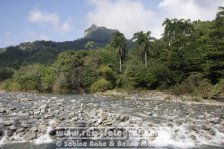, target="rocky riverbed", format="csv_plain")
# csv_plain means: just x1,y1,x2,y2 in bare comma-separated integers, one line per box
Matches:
0,91,224,149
